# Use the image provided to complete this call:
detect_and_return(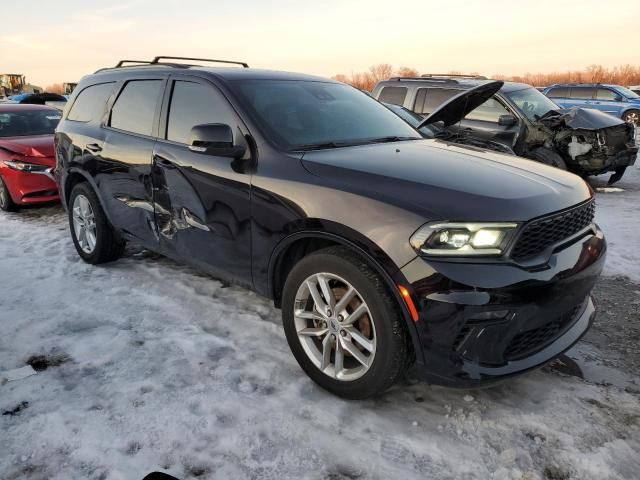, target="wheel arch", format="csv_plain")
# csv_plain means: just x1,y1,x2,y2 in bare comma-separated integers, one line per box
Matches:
268,228,424,365
63,168,115,225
